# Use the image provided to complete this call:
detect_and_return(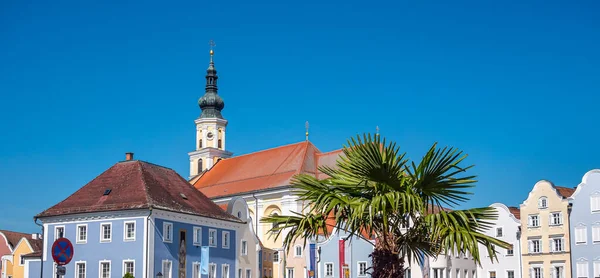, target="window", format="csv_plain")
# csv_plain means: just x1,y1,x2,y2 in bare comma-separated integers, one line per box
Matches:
246,269,252,278
163,260,172,278
163,222,173,243
591,195,600,212
539,197,548,208
101,223,112,242
123,221,135,241
76,262,86,278
77,225,87,244
325,263,333,276
593,225,600,243
432,269,443,278
209,229,217,247
529,215,540,227
552,265,564,278
193,227,202,245
294,245,302,257
455,269,460,278
286,268,294,278
577,262,588,278
496,227,503,237
18,255,24,266
55,226,65,240
489,271,496,278
507,270,514,278
532,267,542,278
122,261,134,277
241,240,248,255
273,251,279,262
193,263,201,278
550,212,563,226
358,262,367,276
406,268,412,278
594,261,600,278
222,231,230,249
271,213,280,231
209,264,217,278
507,246,514,256
576,226,588,244
100,261,111,278
222,264,230,278
238,269,242,278
551,237,564,252
529,239,541,253
464,270,468,278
